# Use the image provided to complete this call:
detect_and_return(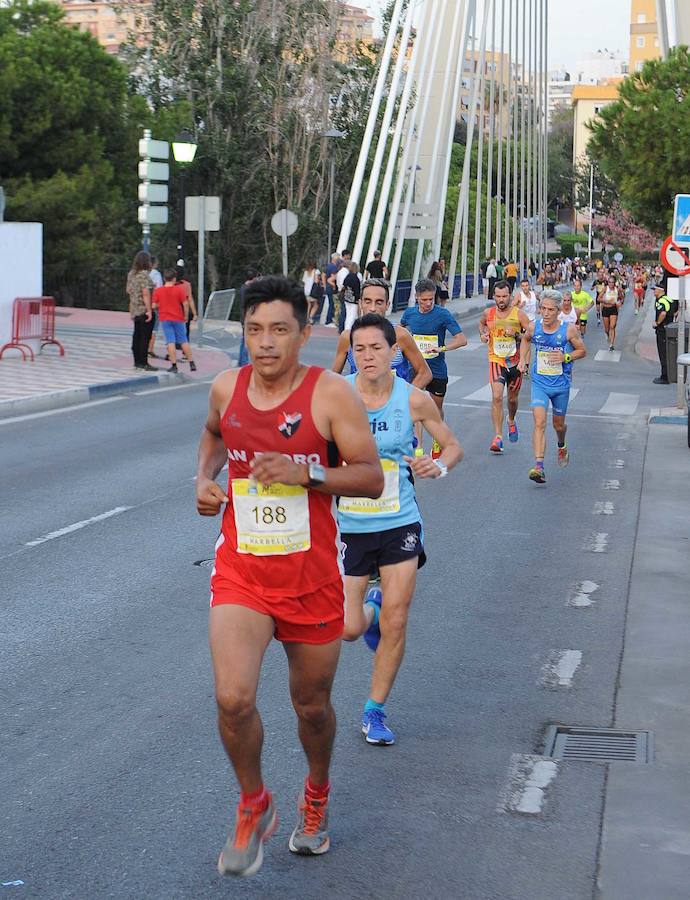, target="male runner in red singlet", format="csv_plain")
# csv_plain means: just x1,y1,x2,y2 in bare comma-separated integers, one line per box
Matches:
196,276,384,878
